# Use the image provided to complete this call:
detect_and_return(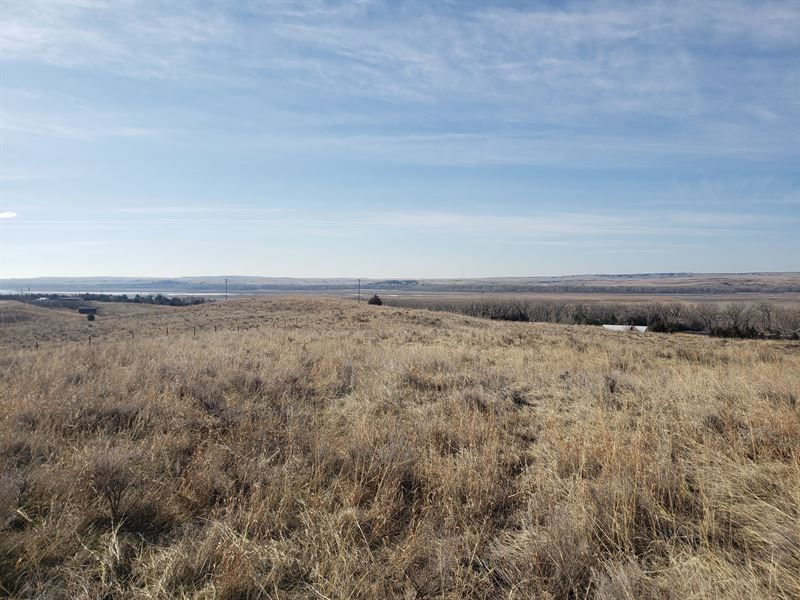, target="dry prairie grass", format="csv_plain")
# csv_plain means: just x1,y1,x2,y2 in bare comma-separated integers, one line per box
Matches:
1,298,798,599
